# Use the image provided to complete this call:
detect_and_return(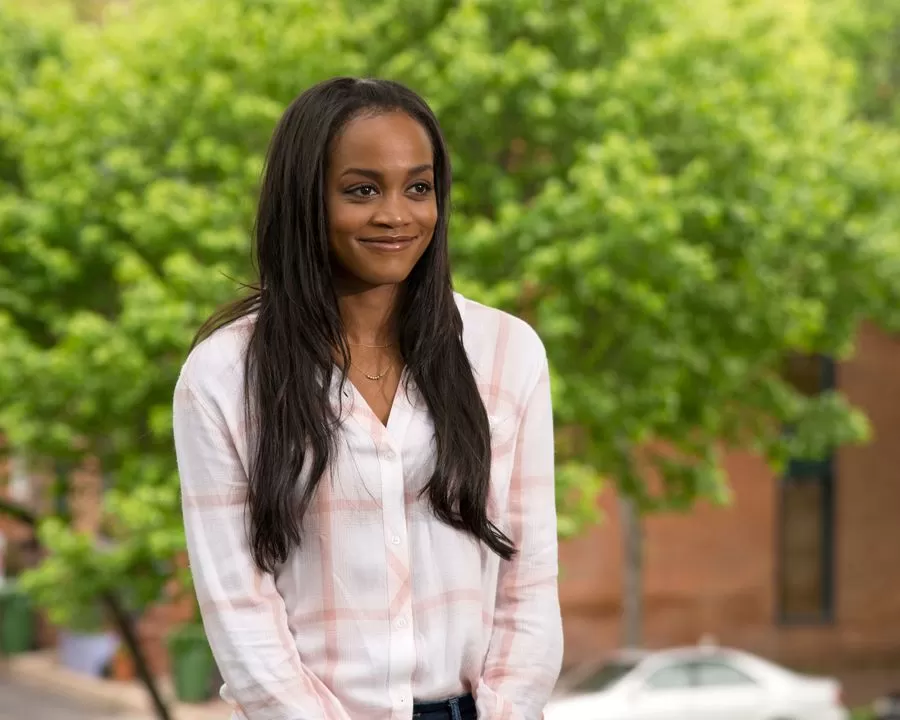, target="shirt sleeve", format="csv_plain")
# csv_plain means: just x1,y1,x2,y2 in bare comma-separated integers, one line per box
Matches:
173,376,350,720
475,356,564,720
